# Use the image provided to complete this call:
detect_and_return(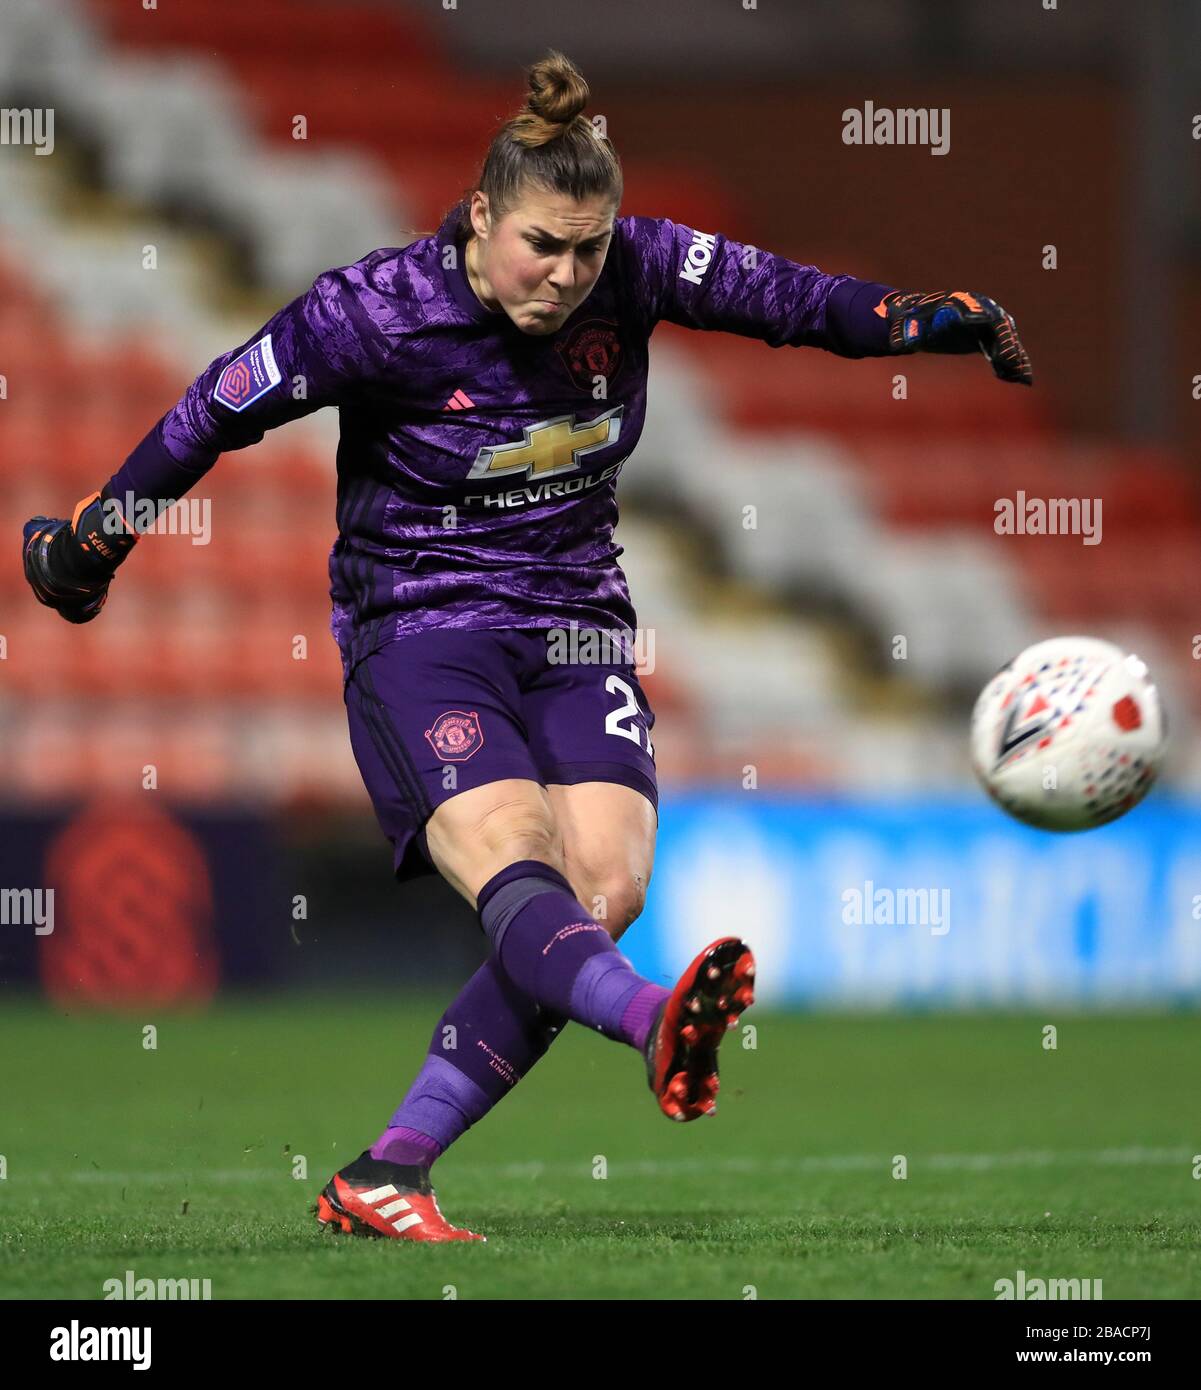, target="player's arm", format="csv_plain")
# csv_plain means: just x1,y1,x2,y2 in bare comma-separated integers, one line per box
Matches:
622,216,1031,384
22,265,392,622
